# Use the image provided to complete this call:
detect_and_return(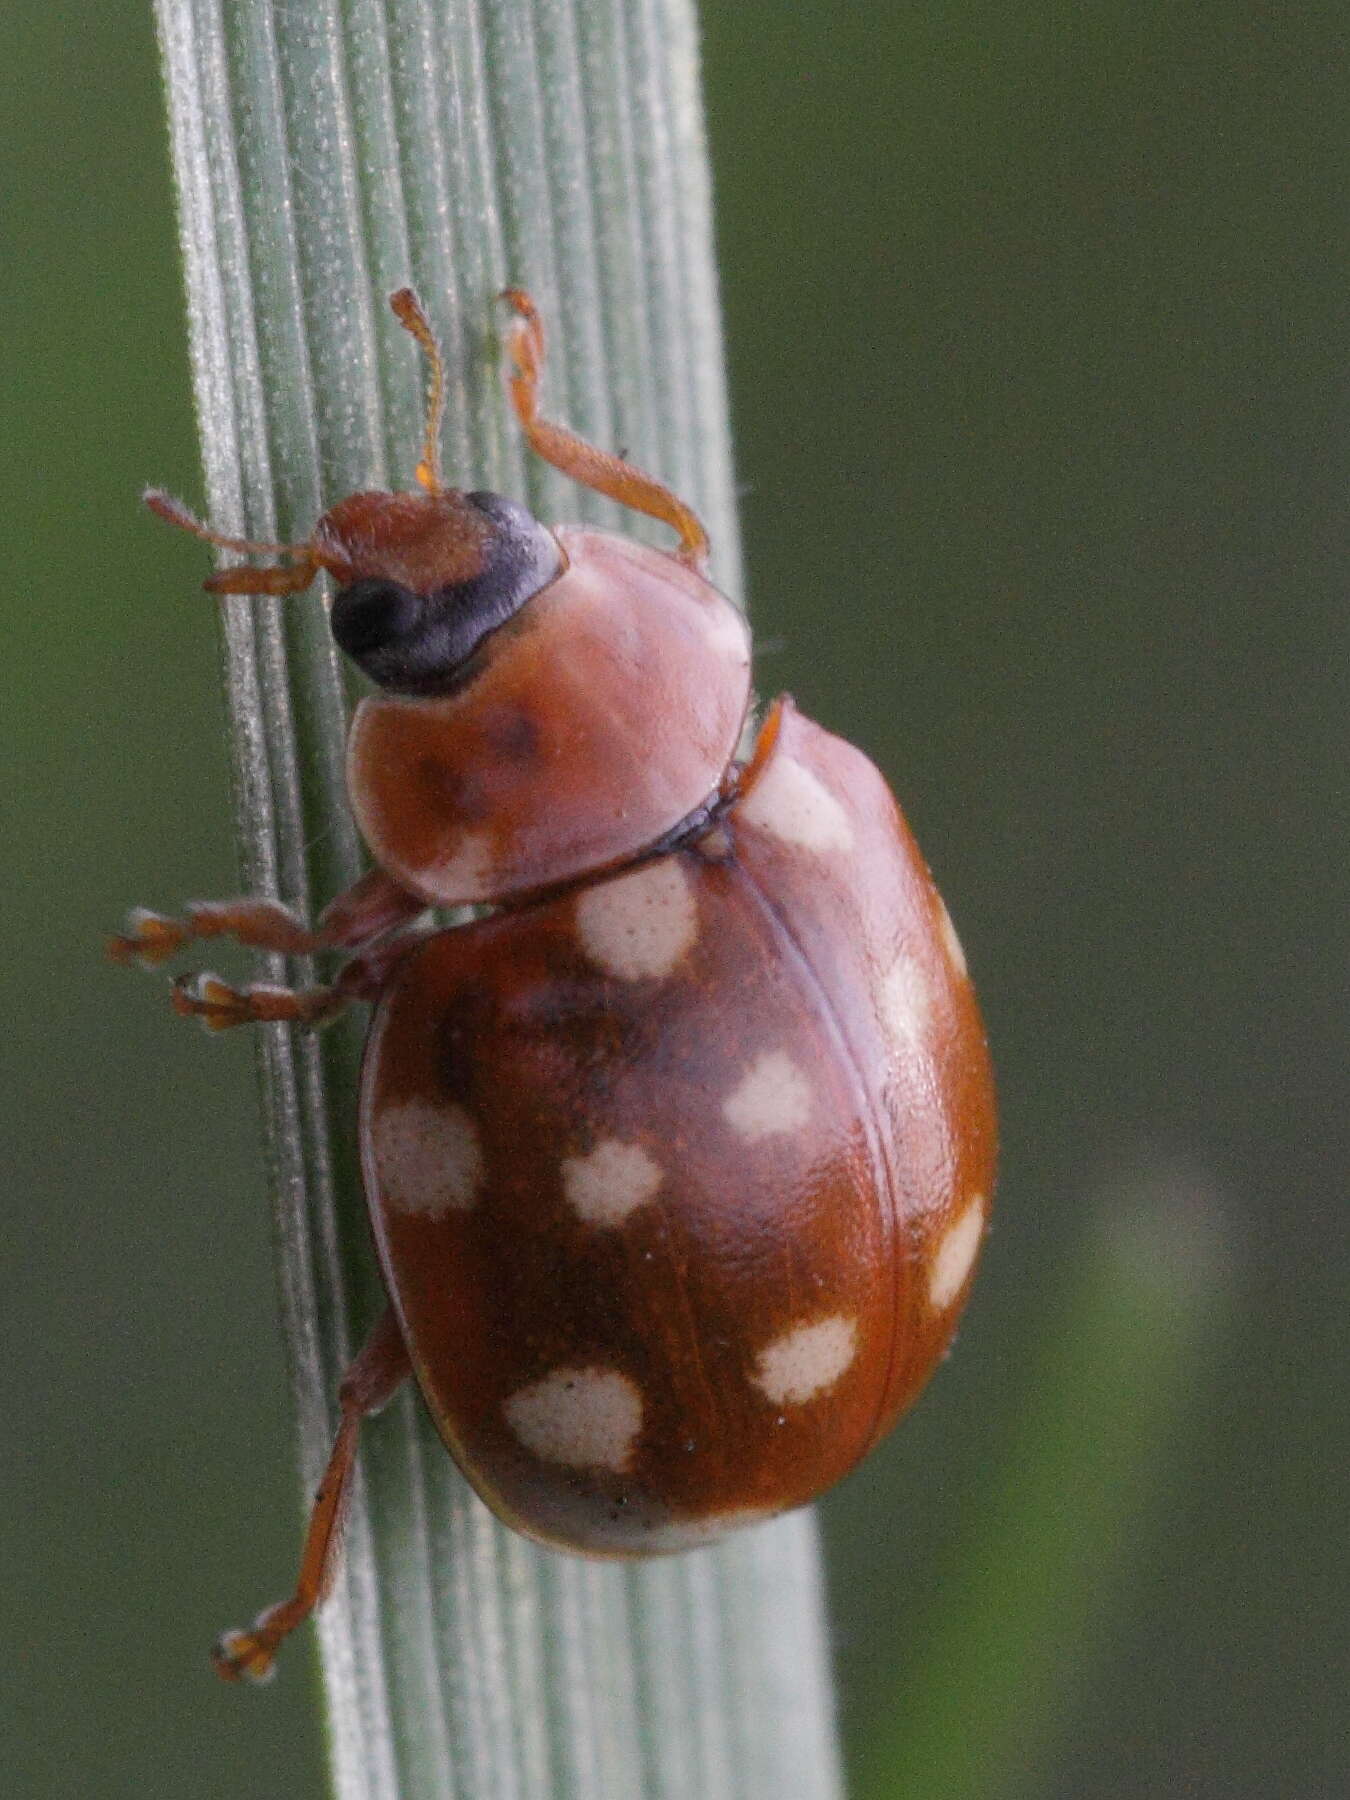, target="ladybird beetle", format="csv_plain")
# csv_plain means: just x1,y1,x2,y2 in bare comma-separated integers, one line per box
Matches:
113,287,997,1681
